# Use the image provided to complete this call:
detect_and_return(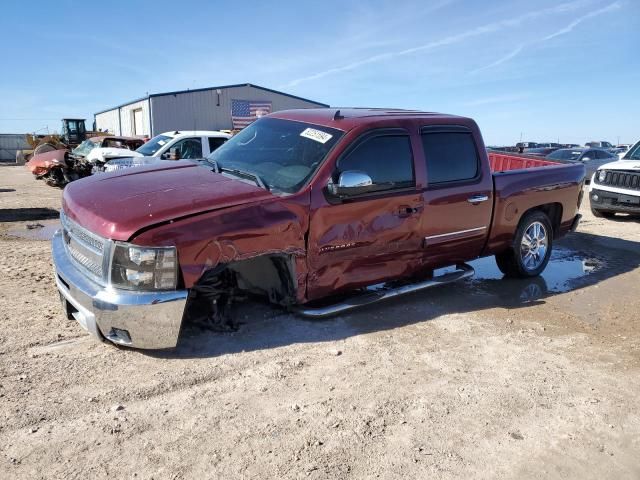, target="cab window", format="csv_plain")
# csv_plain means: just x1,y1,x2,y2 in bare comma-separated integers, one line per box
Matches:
170,138,202,159
208,137,227,153
421,132,479,185
336,135,415,192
